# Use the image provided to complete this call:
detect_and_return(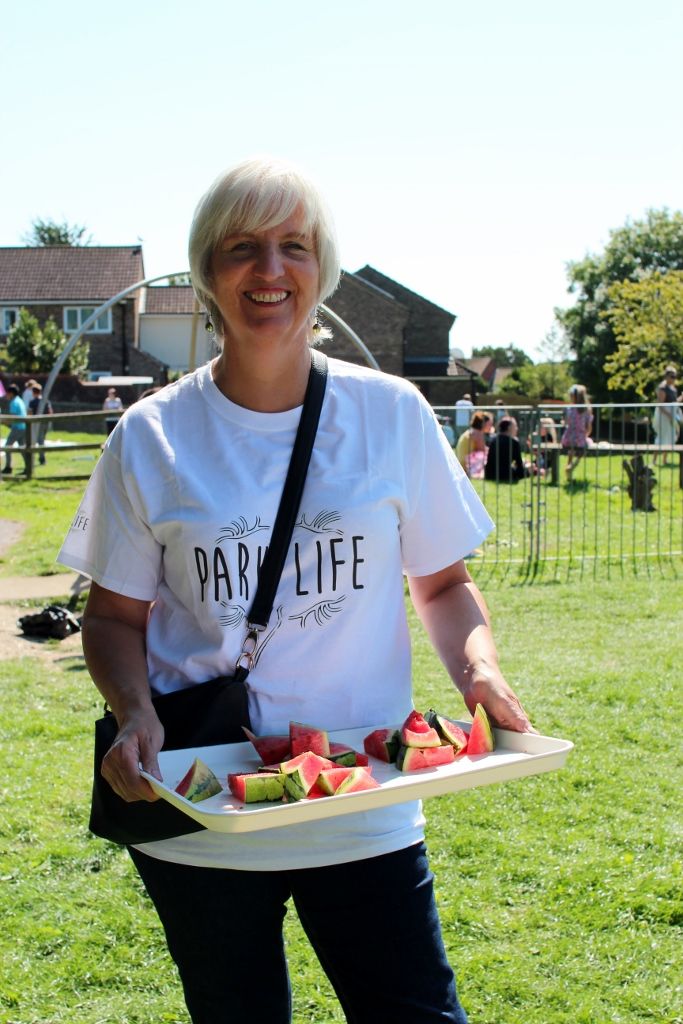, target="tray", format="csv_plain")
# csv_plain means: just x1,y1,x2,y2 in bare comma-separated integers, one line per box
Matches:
140,724,573,834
